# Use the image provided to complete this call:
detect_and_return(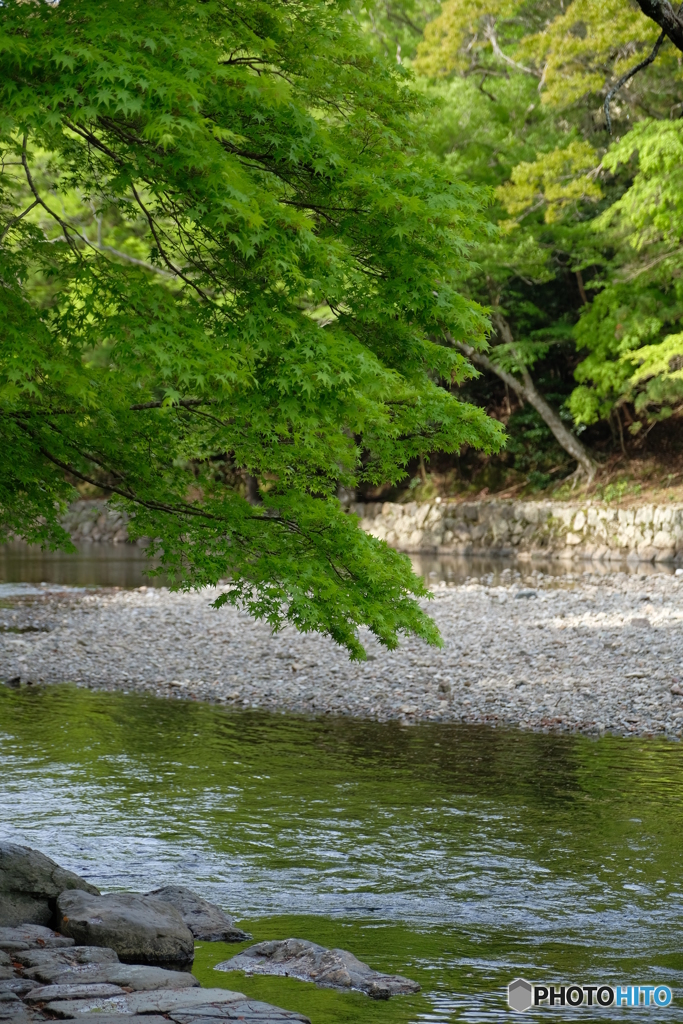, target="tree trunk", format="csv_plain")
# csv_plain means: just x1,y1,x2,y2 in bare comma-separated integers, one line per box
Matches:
245,474,260,504
634,1,683,53
449,319,596,480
